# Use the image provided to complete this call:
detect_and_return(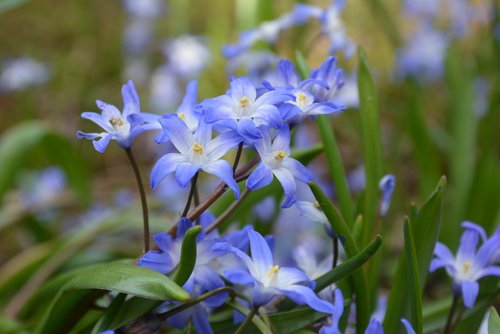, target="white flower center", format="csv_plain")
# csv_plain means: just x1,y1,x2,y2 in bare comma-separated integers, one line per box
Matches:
264,150,287,169
262,265,280,286
190,143,207,165
236,96,255,118
109,117,130,137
